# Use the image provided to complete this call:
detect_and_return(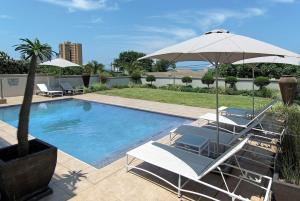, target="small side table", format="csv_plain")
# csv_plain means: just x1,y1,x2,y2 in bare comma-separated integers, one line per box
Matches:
175,134,209,155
